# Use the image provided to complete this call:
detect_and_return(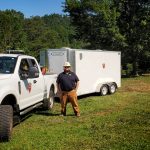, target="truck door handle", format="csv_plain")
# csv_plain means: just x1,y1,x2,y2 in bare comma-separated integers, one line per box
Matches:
33,80,37,83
